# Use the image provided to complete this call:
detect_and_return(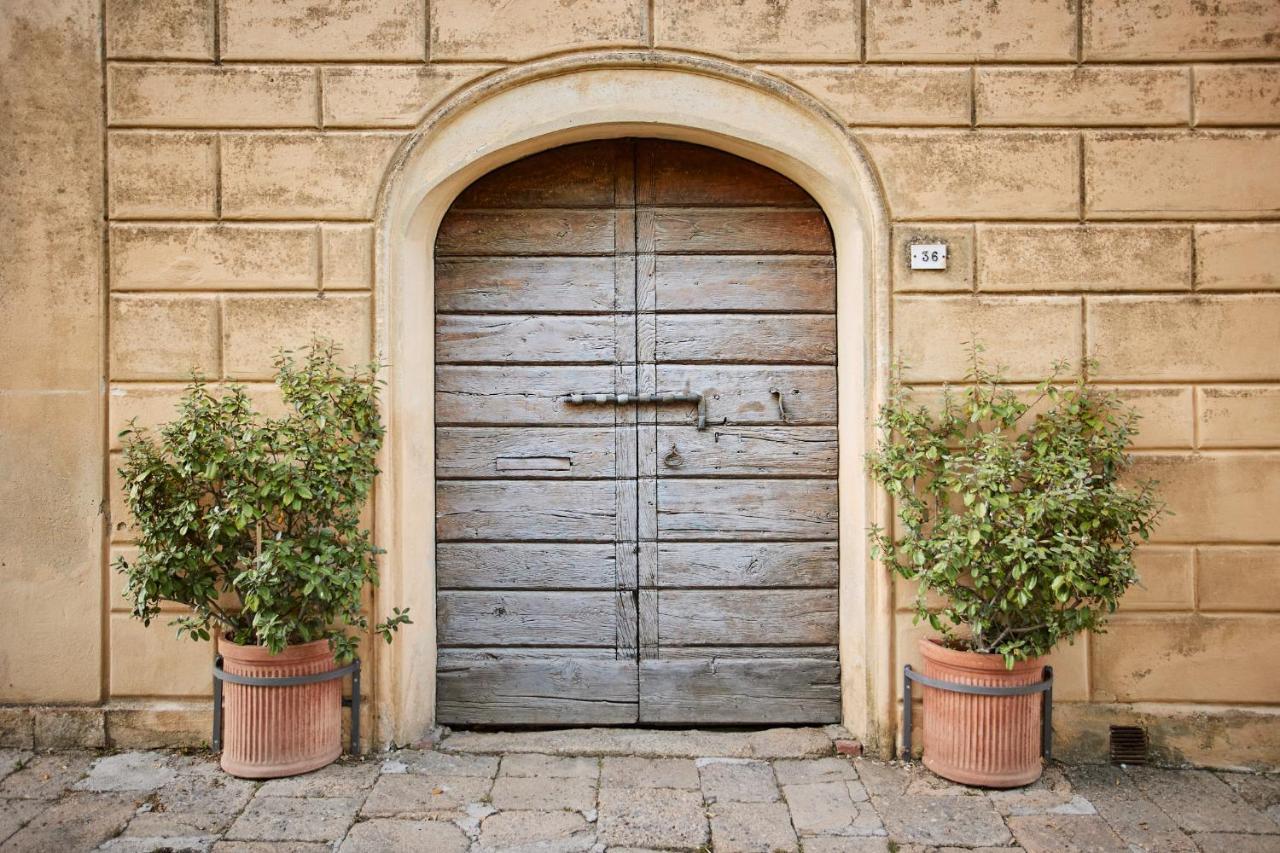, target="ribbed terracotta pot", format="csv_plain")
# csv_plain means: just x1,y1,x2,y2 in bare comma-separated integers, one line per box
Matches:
918,637,1047,788
218,637,341,779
